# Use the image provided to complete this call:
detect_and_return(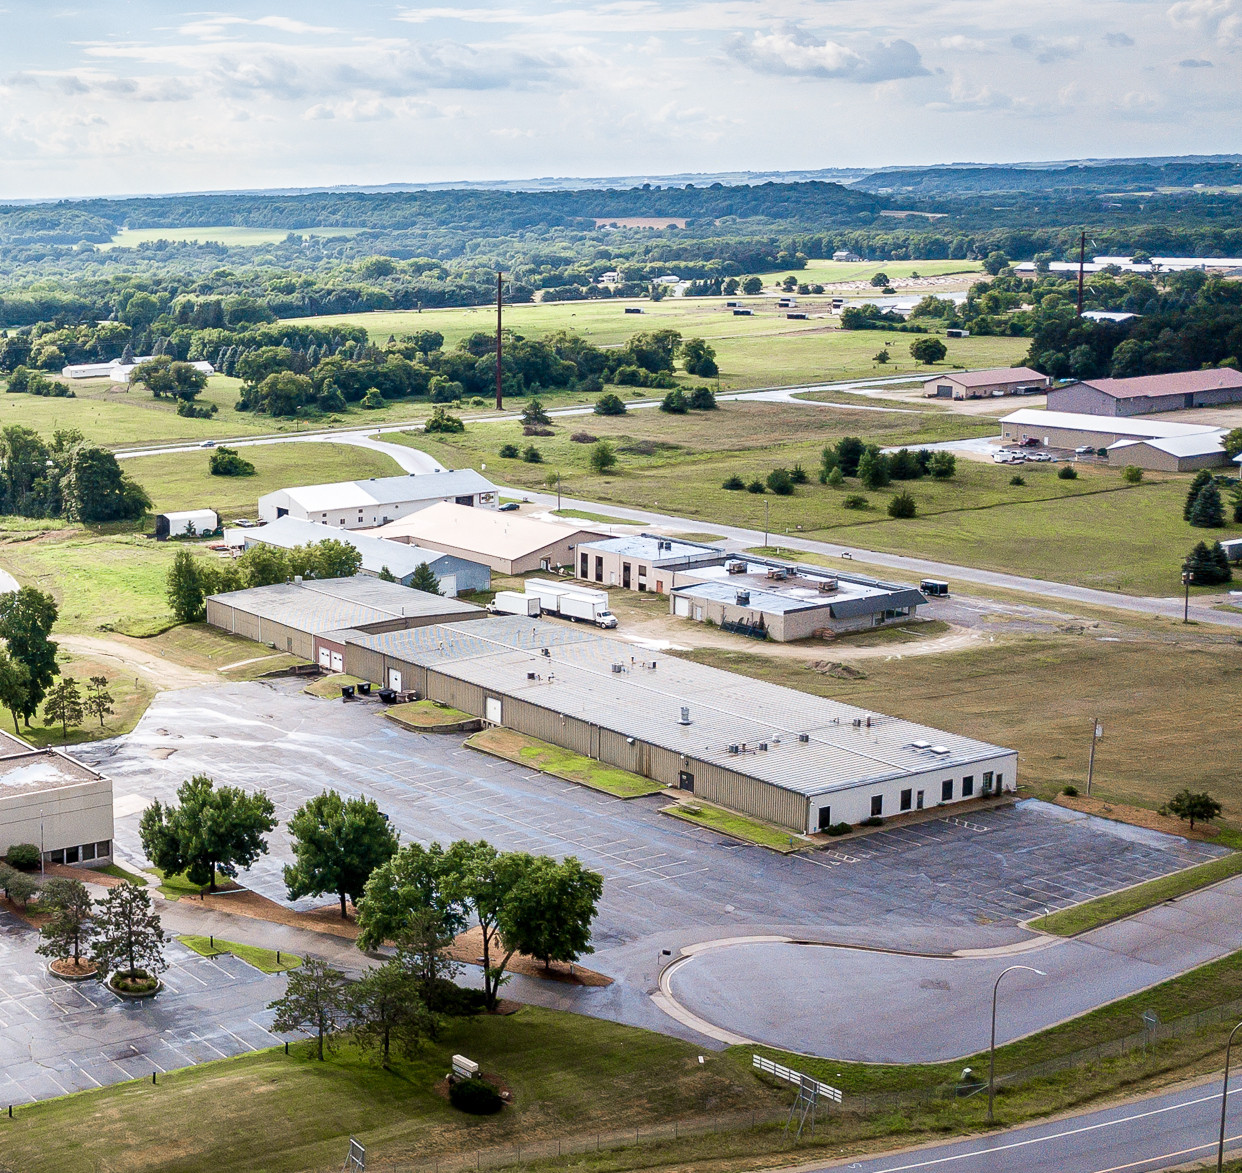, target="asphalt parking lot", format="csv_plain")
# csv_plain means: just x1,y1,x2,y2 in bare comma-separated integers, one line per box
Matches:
0,918,291,1105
